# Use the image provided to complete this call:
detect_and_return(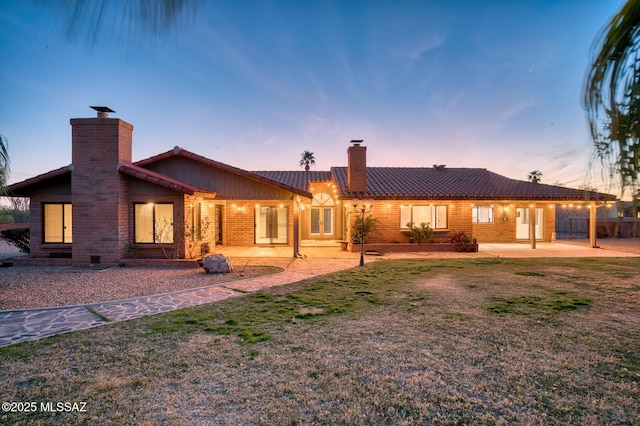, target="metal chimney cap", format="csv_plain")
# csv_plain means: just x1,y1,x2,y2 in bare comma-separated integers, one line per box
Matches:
90,106,115,118
350,139,364,145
